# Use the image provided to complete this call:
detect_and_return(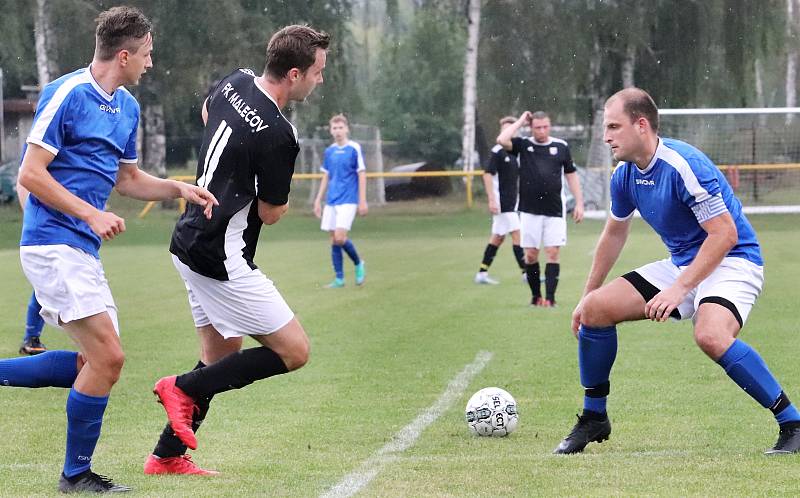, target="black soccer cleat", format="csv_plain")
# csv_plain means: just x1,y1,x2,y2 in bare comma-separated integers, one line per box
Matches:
19,336,47,355
58,471,131,493
553,412,612,454
765,422,800,455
